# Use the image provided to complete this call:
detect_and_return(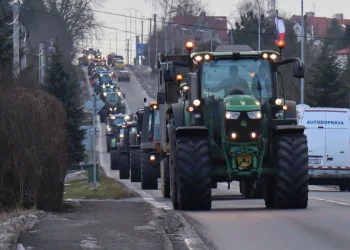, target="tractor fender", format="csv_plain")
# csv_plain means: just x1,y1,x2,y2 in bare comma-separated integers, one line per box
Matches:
284,100,297,119
175,126,208,138
171,103,184,130
273,125,306,134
